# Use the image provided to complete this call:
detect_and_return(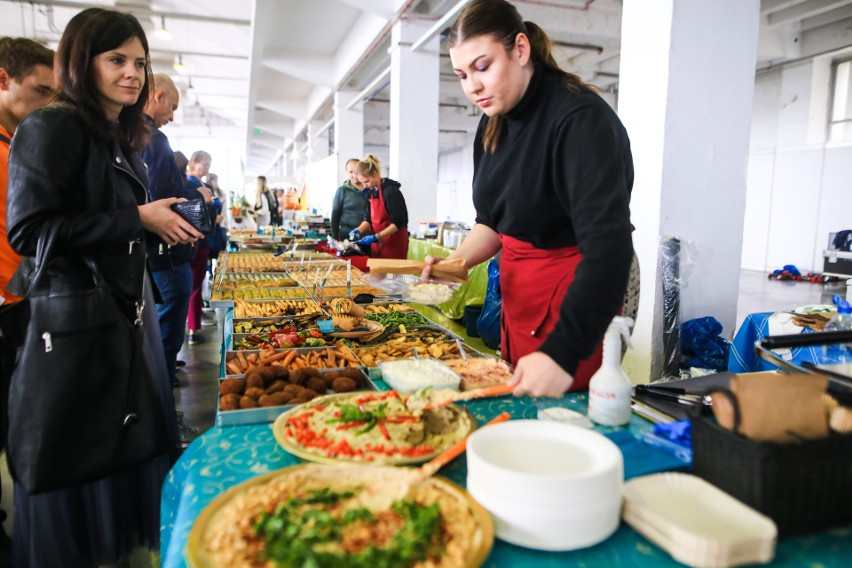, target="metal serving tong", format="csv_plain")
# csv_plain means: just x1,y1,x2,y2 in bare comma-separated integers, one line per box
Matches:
633,384,712,407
